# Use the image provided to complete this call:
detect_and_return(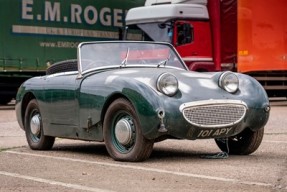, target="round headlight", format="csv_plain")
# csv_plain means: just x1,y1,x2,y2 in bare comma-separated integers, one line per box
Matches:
157,73,178,96
219,72,239,93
